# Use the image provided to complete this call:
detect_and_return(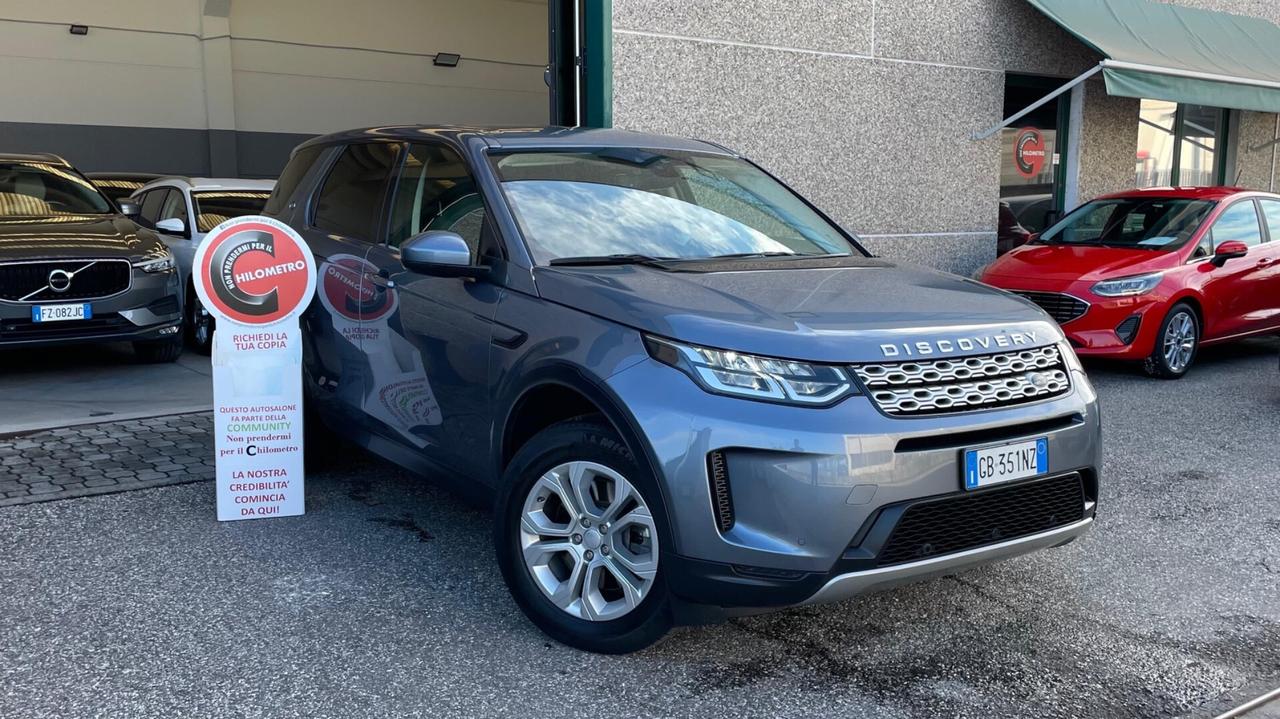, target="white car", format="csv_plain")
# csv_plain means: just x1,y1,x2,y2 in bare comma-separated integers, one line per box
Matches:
130,177,275,353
